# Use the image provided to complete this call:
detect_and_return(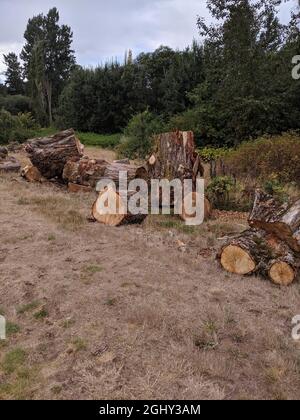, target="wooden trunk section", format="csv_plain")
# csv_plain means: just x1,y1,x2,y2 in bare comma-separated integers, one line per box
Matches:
25,129,84,179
